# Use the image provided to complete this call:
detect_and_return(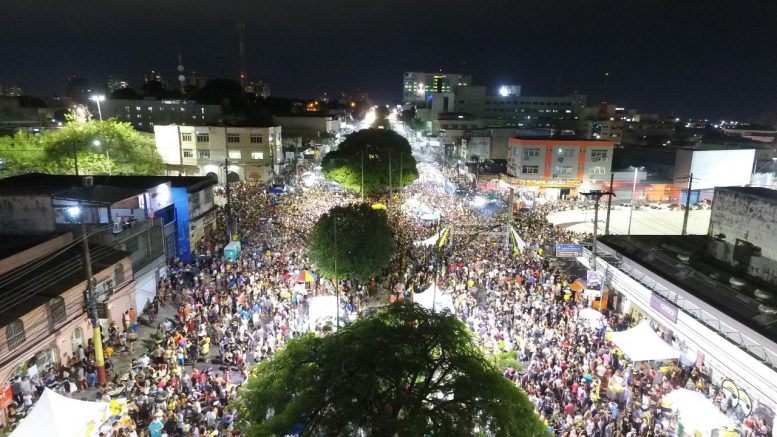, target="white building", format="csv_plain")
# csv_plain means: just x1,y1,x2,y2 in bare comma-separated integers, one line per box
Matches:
154,125,283,182
273,114,341,138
